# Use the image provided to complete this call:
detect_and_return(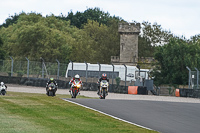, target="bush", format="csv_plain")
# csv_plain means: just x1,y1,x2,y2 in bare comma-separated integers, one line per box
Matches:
115,77,121,87
17,70,24,77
